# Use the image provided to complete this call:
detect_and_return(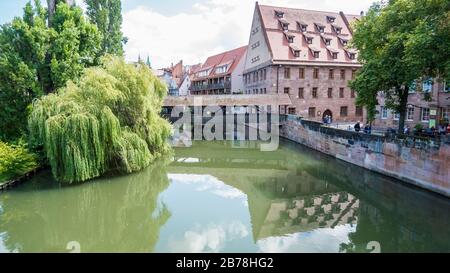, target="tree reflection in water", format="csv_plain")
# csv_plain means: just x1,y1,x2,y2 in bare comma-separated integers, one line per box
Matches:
0,161,171,253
